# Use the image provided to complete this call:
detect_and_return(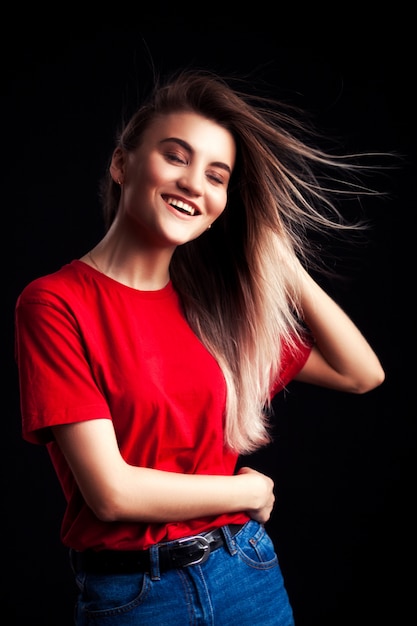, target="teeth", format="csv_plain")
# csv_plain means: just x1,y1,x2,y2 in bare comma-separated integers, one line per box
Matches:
166,197,196,216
